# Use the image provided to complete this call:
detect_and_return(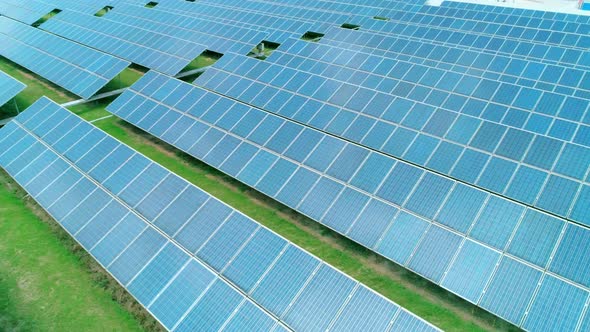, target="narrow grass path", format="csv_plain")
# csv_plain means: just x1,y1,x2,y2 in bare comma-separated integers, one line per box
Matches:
0,171,146,332
73,104,520,332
